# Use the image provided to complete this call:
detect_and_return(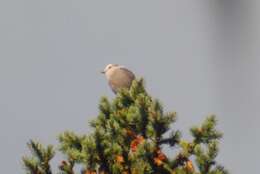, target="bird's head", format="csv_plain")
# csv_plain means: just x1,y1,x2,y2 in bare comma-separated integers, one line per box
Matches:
101,64,119,74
